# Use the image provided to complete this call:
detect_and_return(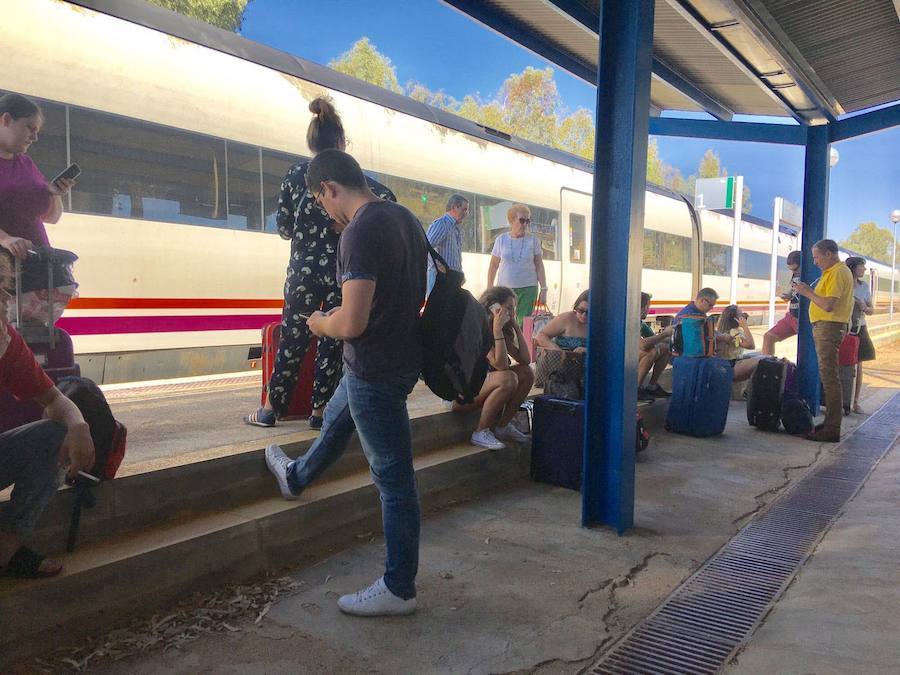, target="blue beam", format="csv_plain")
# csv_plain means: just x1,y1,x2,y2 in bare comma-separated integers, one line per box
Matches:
649,117,807,145
583,0,654,532
830,104,900,143
797,124,831,414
